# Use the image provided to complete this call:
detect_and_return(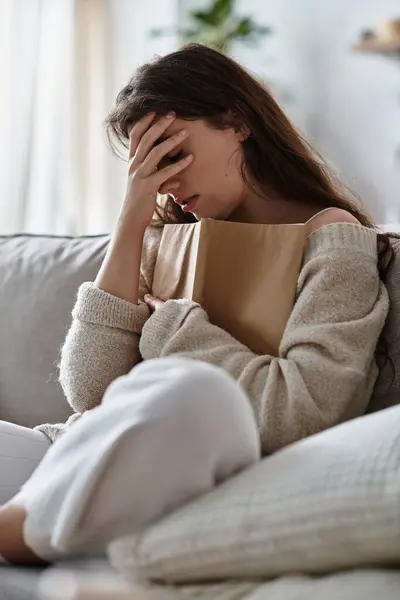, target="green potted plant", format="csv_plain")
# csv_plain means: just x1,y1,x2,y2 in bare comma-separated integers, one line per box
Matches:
151,0,271,54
